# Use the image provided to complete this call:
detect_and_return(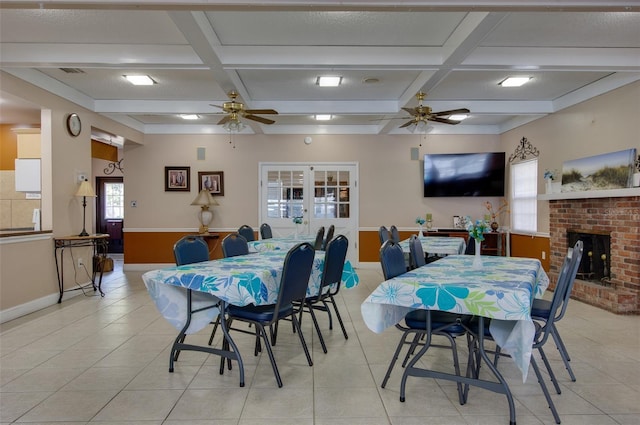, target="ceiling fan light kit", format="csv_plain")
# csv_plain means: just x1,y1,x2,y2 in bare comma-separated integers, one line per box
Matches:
398,91,470,129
